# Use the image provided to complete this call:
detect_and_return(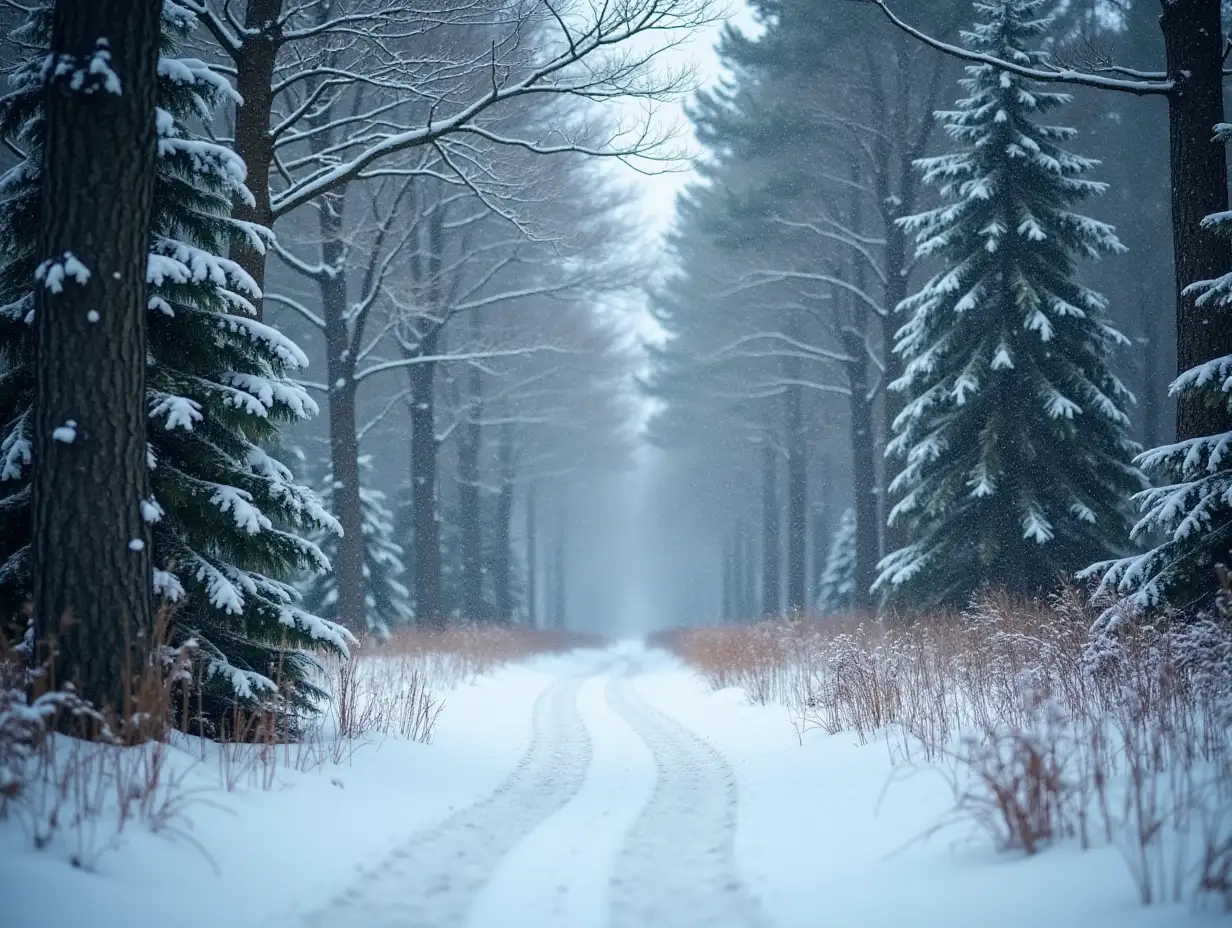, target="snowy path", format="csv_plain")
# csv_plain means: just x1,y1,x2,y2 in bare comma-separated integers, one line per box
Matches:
305,669,597,928
608,665,769,928
4,646,1219,928
305,655,768,928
